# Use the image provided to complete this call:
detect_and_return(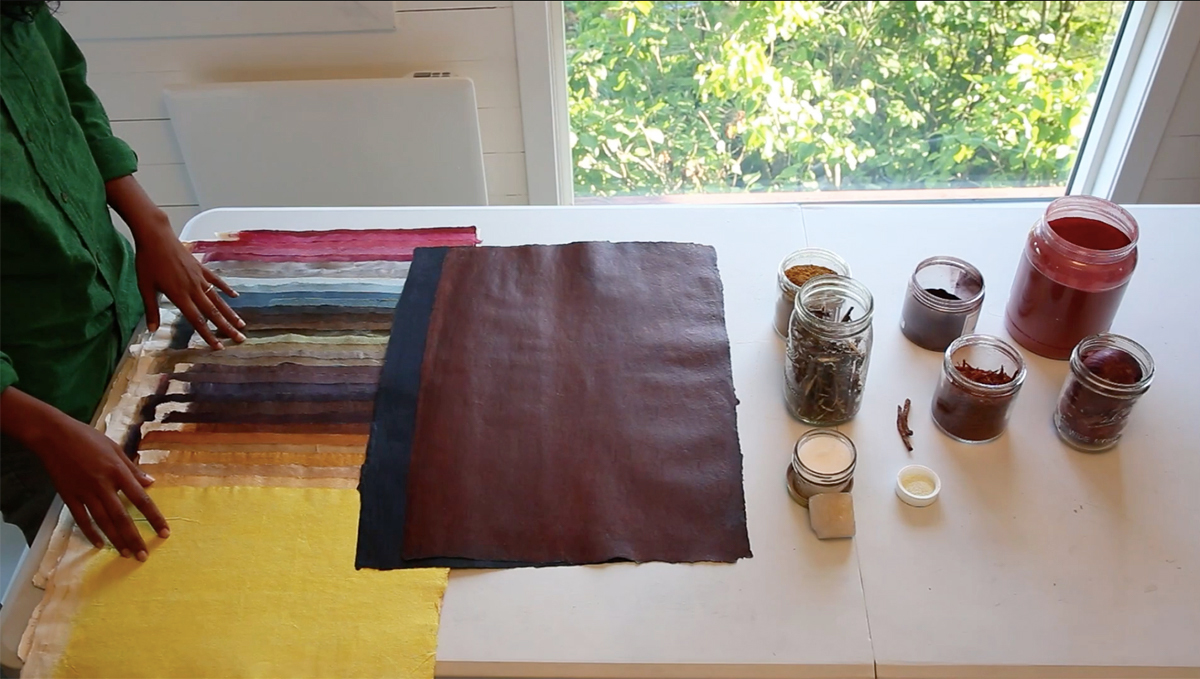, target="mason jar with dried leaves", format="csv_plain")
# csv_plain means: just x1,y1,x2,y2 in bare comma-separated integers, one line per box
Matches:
784,276,874,425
